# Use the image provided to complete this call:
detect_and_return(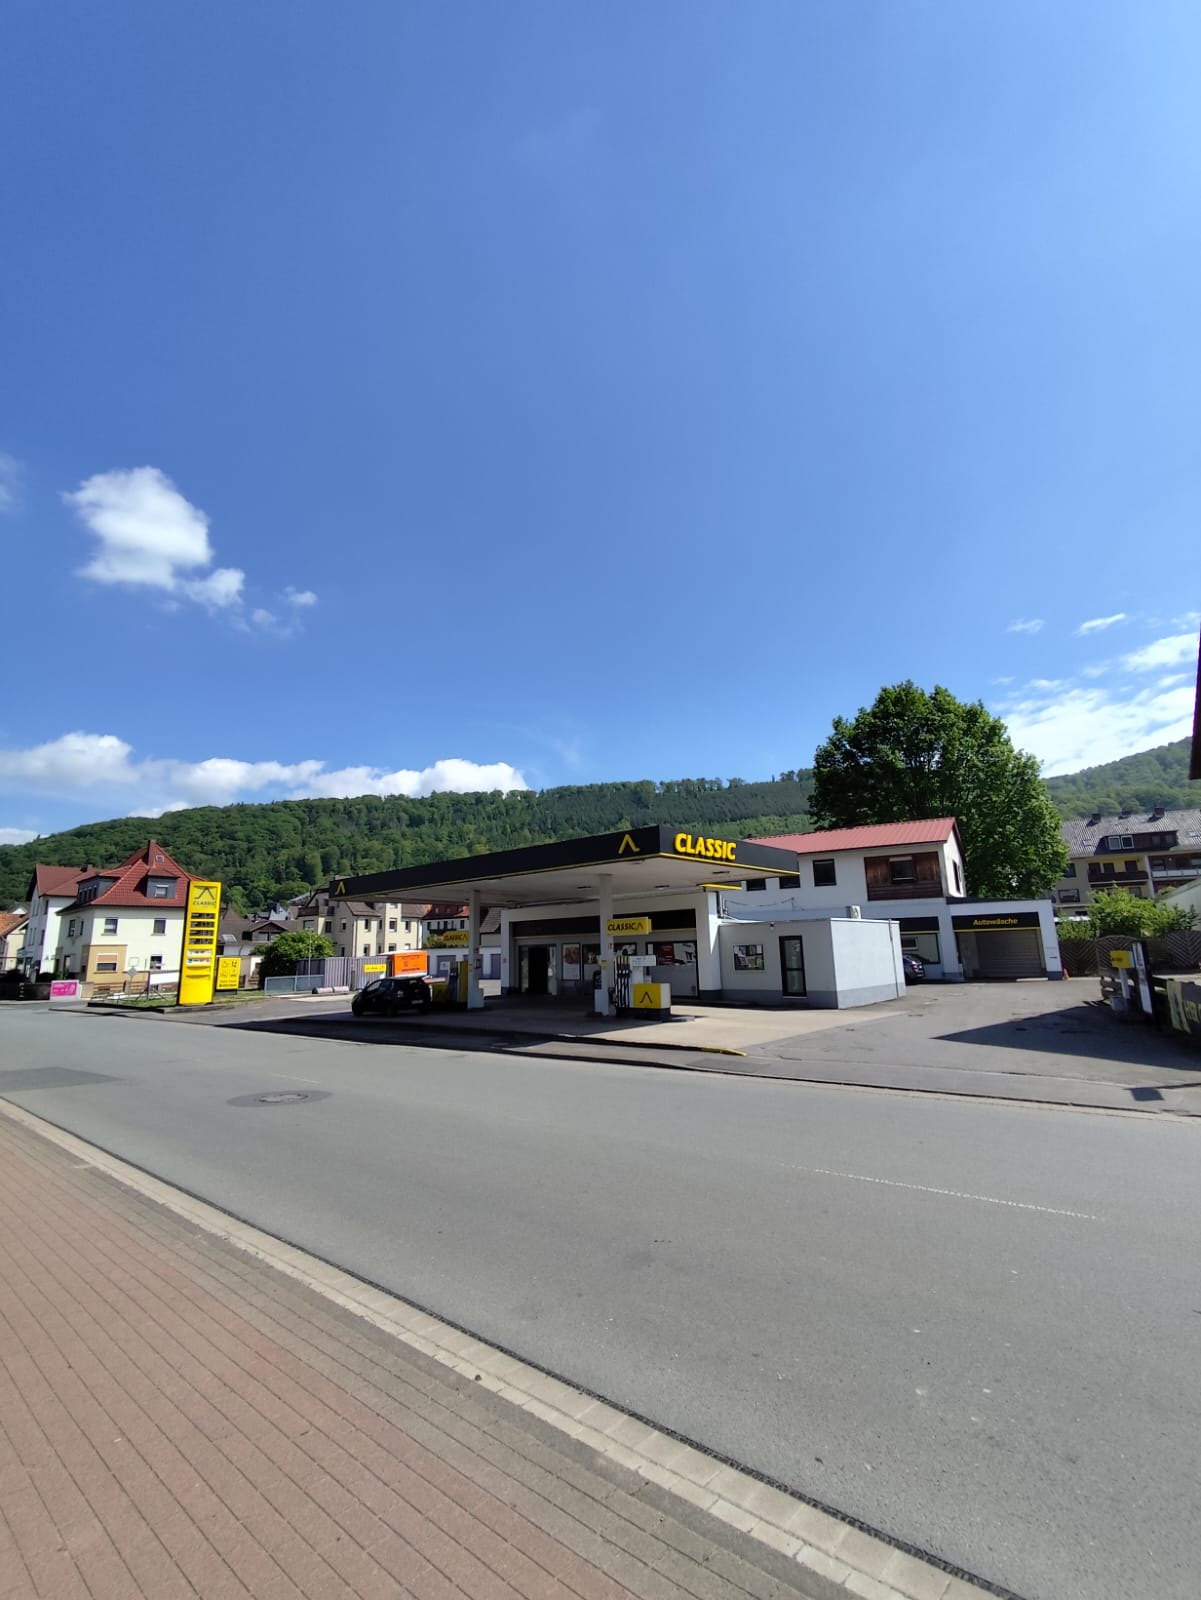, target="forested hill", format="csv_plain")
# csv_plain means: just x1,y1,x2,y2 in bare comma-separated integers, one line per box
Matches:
0,776,815,912
2,737,1193,912
1043,738,1193,818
